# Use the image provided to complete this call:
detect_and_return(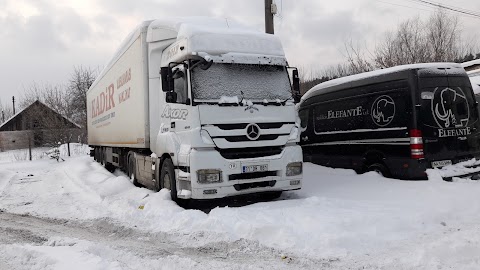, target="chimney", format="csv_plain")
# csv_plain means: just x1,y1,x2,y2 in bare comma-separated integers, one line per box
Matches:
12,96,15,115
